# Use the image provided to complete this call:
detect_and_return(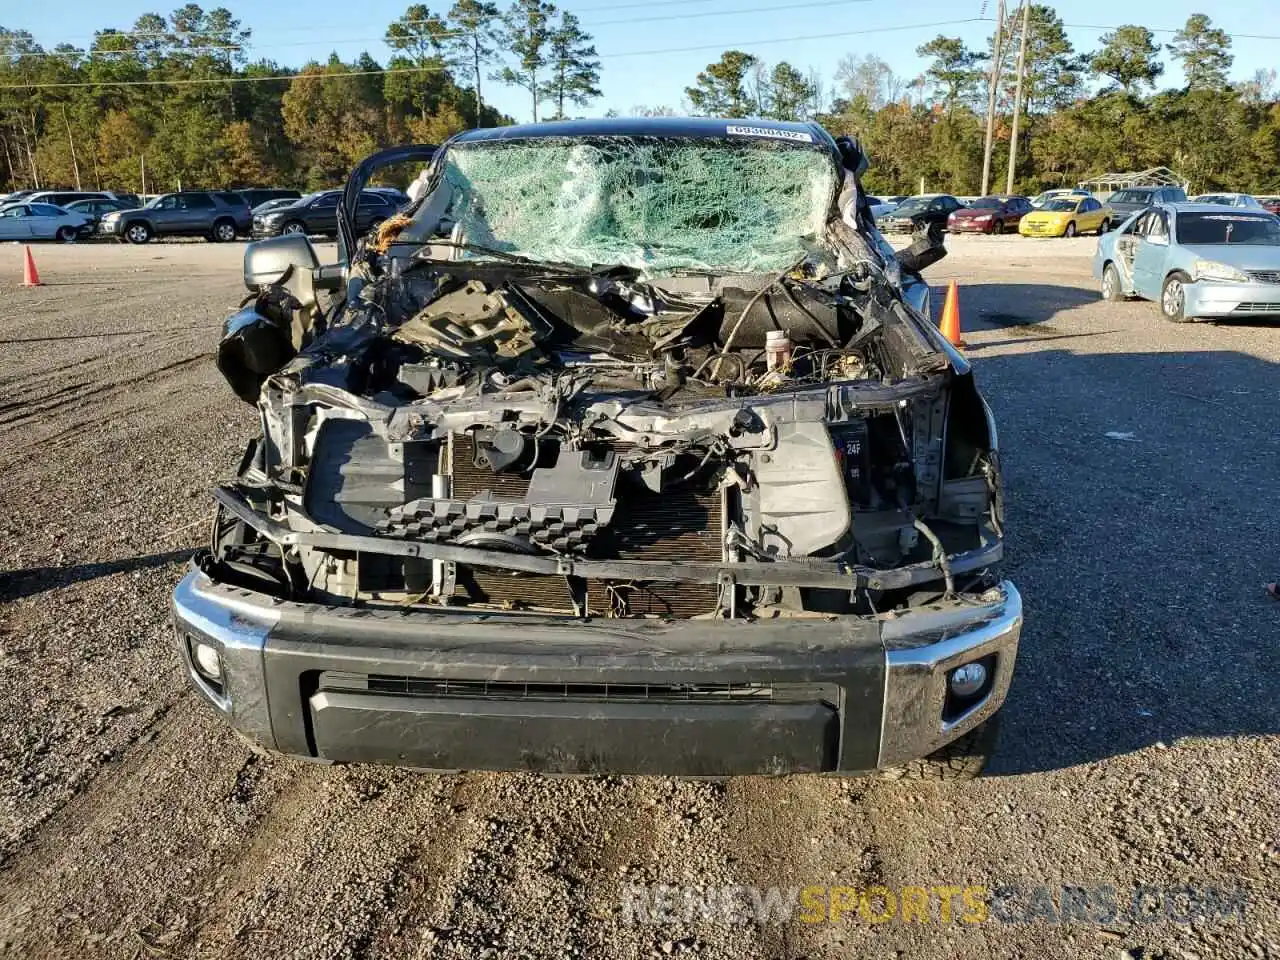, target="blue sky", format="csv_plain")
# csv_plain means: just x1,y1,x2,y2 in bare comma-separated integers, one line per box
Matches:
8,0,1278,122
